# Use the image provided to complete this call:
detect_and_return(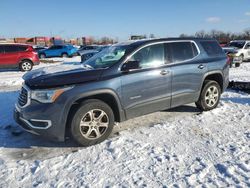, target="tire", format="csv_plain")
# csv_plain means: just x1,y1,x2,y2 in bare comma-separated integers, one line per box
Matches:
235,62,240,67
62,53,68,58
70,99,114,147
39,53,46,59
195,80,221,111
20,60,33,72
